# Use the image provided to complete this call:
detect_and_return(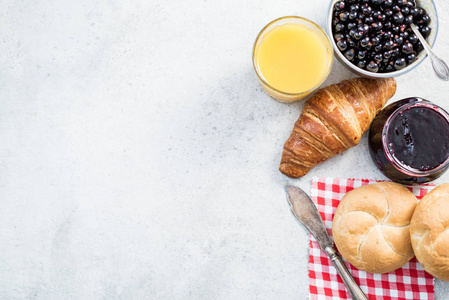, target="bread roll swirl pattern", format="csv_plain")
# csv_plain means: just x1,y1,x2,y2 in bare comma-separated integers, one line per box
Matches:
279,77,397,178
332,182,417,274
410,184,449,281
